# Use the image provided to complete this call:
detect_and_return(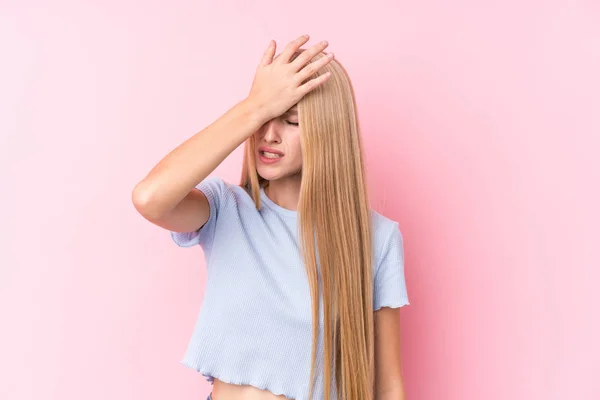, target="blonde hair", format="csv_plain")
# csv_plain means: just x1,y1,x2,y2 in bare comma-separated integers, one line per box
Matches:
240,49,374,400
